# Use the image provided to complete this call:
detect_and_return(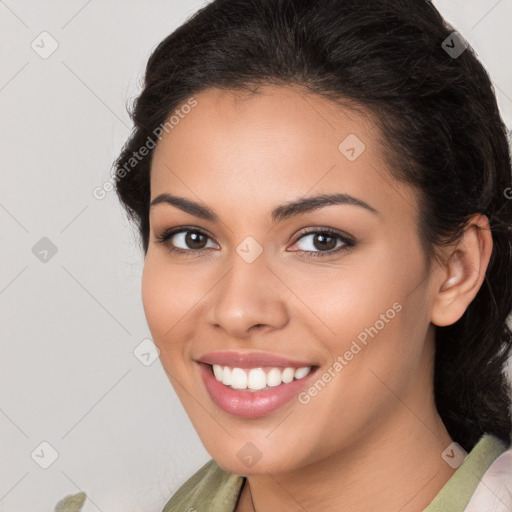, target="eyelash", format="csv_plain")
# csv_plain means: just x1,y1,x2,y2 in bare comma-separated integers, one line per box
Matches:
154,226,356,259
